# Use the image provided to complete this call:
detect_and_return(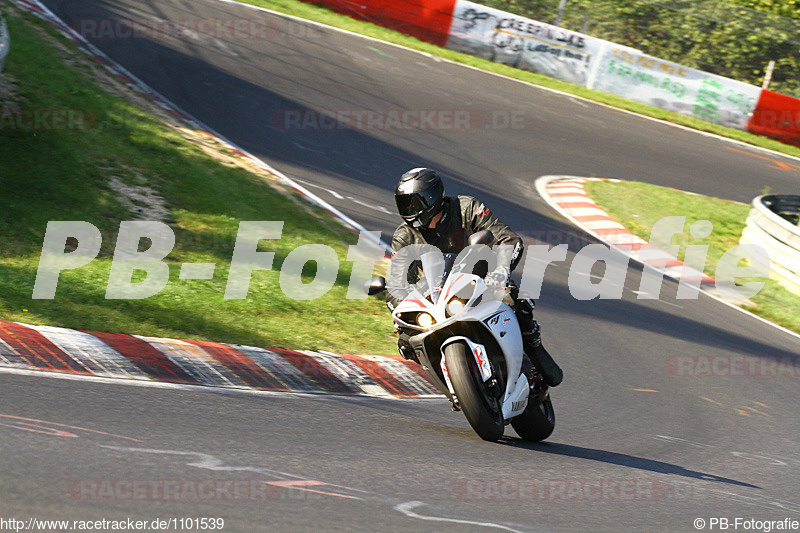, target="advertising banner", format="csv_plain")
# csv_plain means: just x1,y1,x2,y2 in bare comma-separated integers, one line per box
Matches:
0,10,9,73
591,46,761,130
305,0,772,134
446,0,610,86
